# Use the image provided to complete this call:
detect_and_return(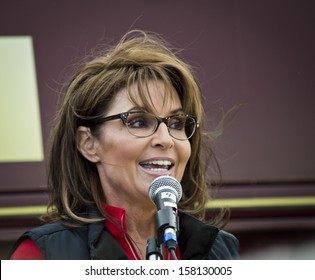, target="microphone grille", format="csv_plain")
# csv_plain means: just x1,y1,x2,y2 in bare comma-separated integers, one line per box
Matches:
148,175,183,202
